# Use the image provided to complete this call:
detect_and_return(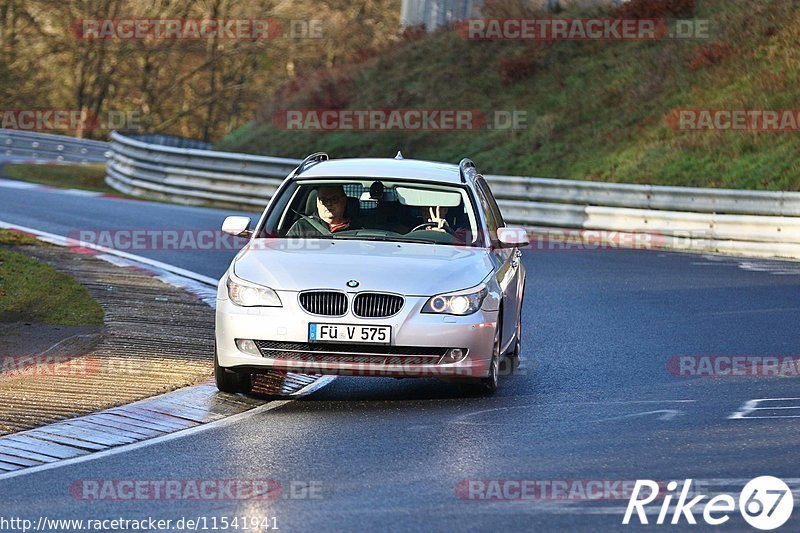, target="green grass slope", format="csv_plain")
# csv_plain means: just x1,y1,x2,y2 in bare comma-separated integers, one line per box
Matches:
219,0,800,190
0,231,104,326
